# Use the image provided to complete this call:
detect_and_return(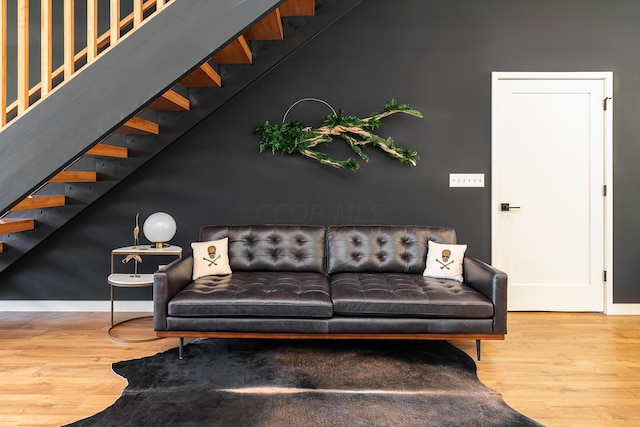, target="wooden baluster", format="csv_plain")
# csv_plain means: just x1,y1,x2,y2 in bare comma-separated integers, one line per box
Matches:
41,0,52,96
110,0,120,45
157,0,166,10
64,0,74,79
0,0,6,126
17,0,29,114
87,0,98,62
134,0,143,27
